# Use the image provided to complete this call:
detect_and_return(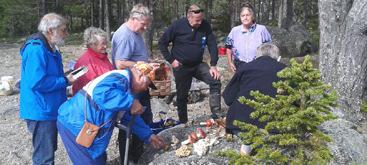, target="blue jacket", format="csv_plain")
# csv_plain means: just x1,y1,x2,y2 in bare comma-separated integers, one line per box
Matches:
20,33,67,121
57,70,153,159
